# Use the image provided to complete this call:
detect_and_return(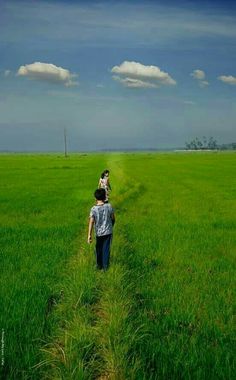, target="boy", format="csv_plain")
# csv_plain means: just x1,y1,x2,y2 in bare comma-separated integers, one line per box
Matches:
88,188,115,270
